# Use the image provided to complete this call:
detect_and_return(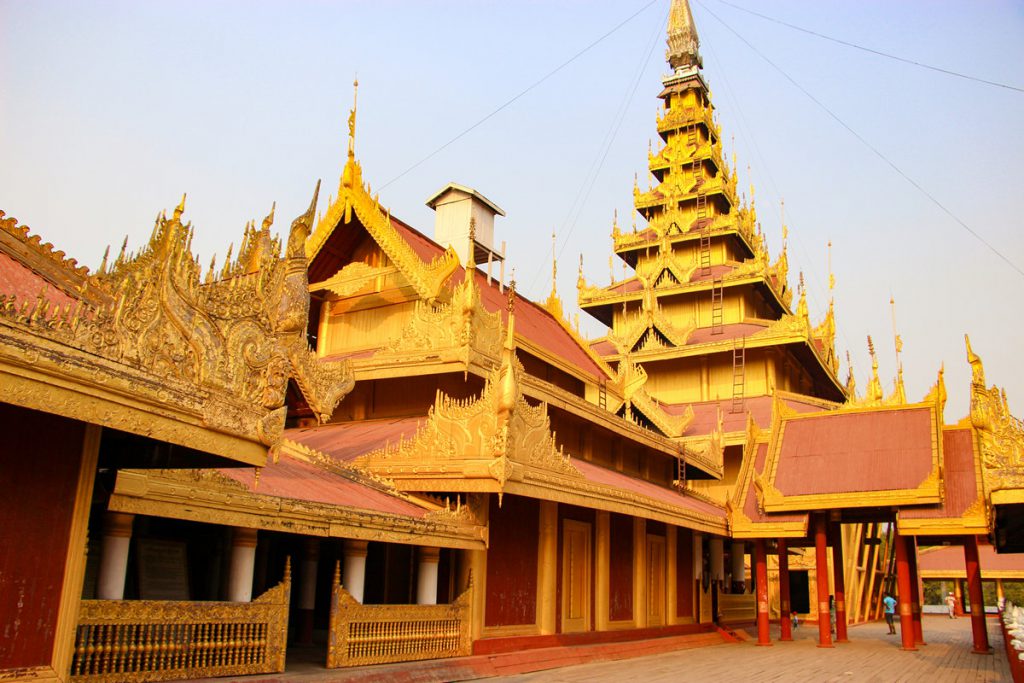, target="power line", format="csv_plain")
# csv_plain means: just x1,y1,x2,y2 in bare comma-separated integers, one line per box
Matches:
529,1,667,295
696,0,1024,281
711,0,1024,94
378,0,659,193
